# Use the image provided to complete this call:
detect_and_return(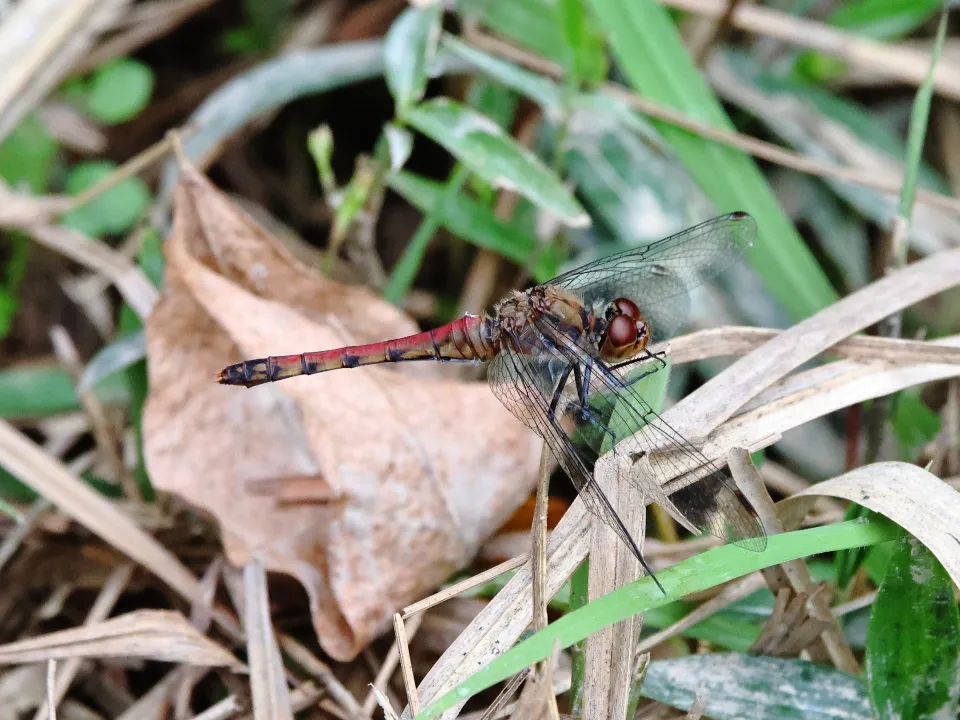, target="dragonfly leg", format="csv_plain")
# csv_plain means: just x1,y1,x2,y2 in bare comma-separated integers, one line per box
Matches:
572,362,618,441
608,349,668,388
545,361,666,595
